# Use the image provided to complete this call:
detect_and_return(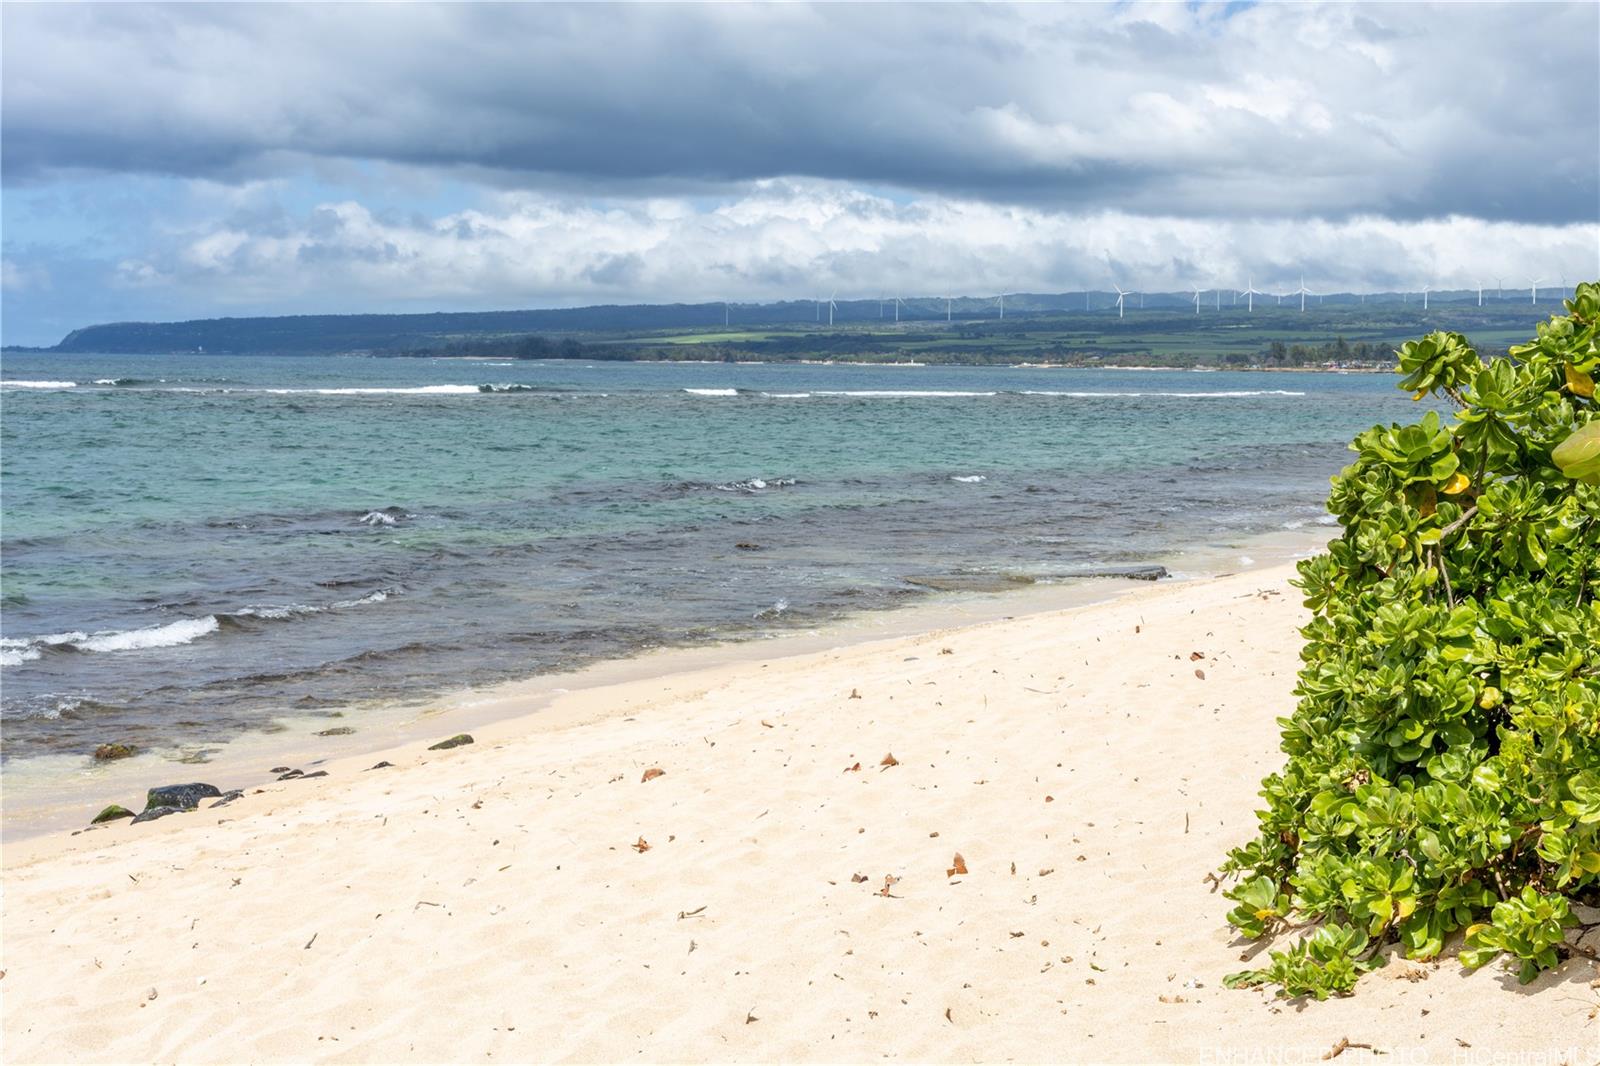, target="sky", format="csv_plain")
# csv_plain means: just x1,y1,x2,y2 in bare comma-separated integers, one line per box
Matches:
3,1,1598,346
